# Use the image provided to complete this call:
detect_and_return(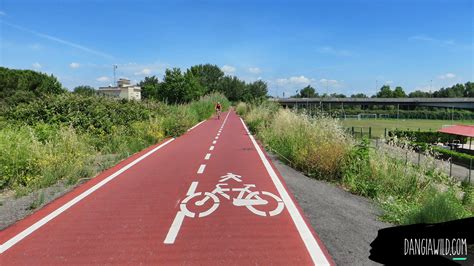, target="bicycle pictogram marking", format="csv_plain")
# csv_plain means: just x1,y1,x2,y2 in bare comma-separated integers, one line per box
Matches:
164,172,285,244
